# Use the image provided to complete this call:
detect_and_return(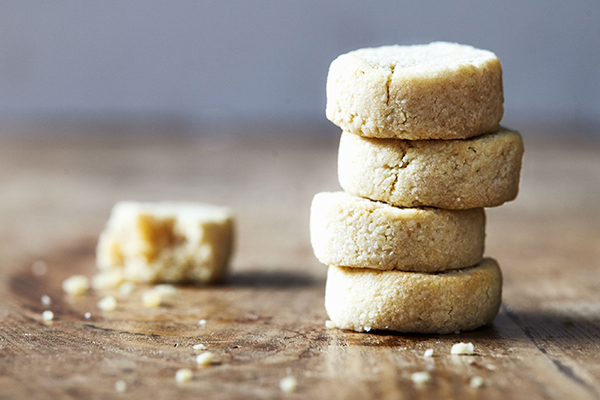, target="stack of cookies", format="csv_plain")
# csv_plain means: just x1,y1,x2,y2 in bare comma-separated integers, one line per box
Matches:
310,42,524,334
